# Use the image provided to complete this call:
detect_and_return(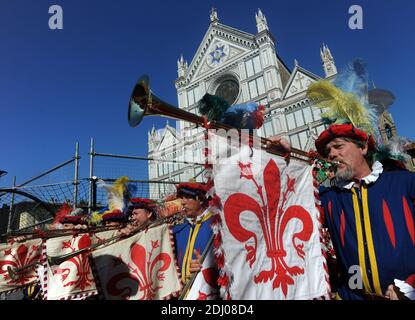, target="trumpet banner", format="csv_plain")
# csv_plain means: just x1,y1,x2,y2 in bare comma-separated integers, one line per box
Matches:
91,224,181,300
42,232,104,300
0,239,43,294
210,134,330,299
